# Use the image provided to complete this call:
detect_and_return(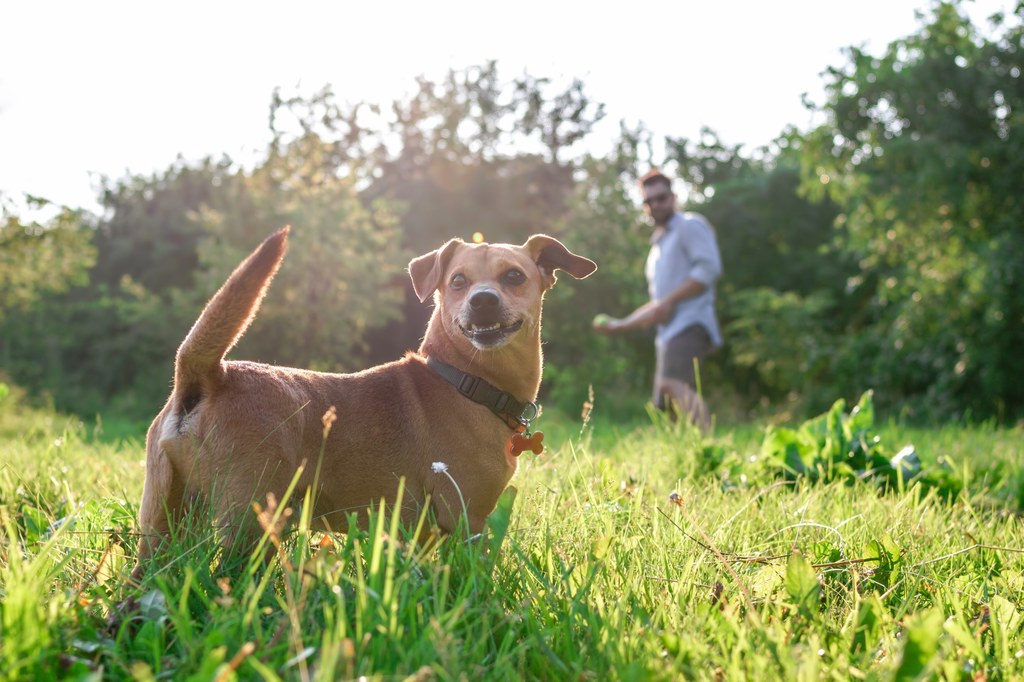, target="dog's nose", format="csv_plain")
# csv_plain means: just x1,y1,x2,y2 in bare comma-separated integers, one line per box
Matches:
469,289,500,312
